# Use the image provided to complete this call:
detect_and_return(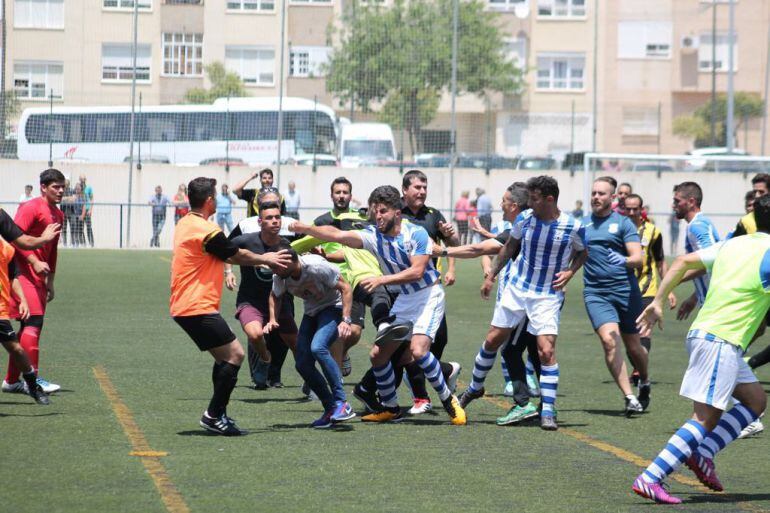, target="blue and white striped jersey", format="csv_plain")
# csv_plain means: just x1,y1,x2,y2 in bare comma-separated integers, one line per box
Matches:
491,218,514,301
357,220,441,295
508,210,585,296
684,212,721,304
